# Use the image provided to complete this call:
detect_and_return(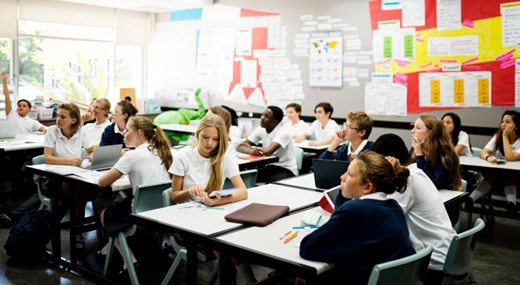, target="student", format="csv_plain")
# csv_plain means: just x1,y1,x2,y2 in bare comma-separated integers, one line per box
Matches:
441,112,472,156
98,116,172,236
294,102,338,146
372,133,456,284
168,114,255,284
222,105,242,148
100,100,138,148
319,111,374,161
237,106,298,183
2,71,46,134
82,98,111,147
81,98,96,124
282,103,310,139
299,151,414,285
169,114,248,206
208,105,241,151
470,110,520,214
43,103,95,248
